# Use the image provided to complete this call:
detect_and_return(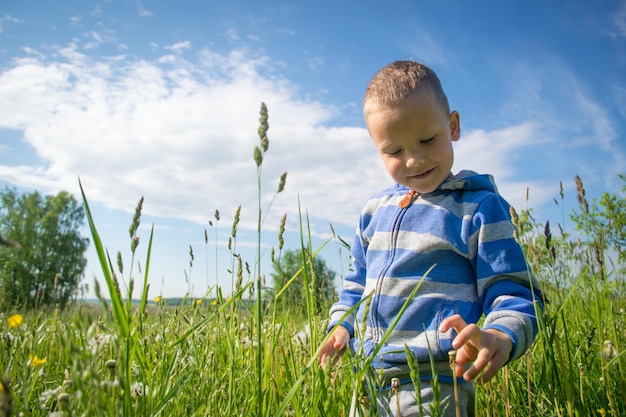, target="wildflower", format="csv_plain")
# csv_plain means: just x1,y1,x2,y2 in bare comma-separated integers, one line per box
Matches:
29,355,47,366
292,325,311,345
38,386,62,409
88,333,116,354
0,332,14,348
7,314,23,328
211,300,218,307
239,336,257,349
131,361,140,377
597,408,606,417
63,368,71,387
195,299,203,305
130,381,148,398
100,379,120,389
602,340,617,360
154,296,162,304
